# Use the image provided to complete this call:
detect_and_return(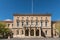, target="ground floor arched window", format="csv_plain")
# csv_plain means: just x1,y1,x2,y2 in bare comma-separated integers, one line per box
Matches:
30,29,34,36
36,29,39,36
25,29,29,36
